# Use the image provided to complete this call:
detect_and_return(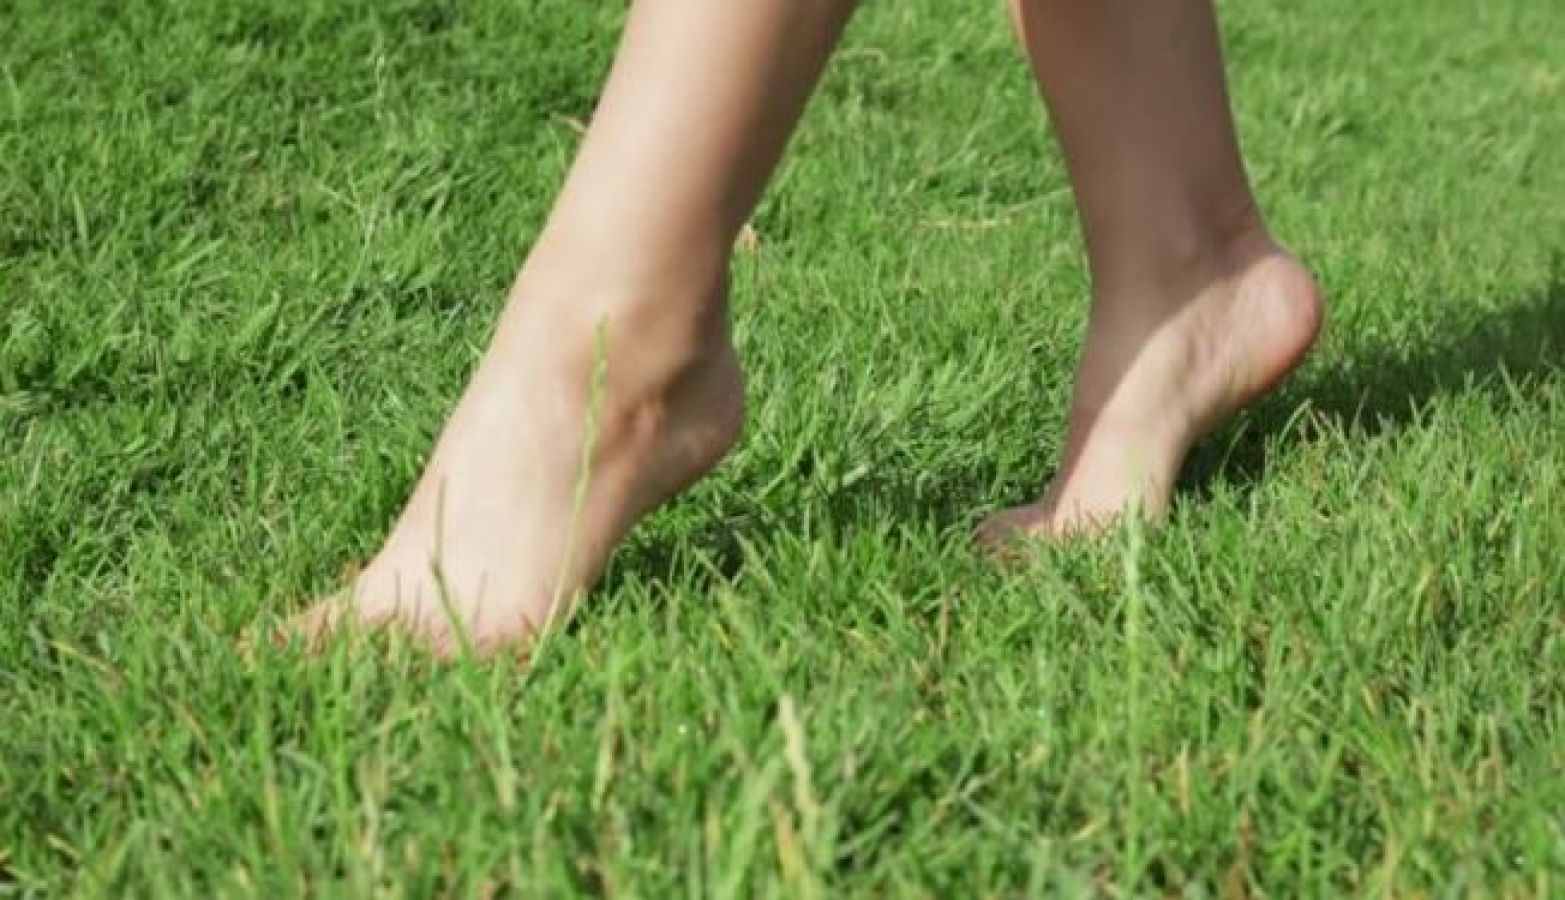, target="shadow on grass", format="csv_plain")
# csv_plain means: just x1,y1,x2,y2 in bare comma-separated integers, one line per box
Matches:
1184,265,1565,496
605,266,1565,598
